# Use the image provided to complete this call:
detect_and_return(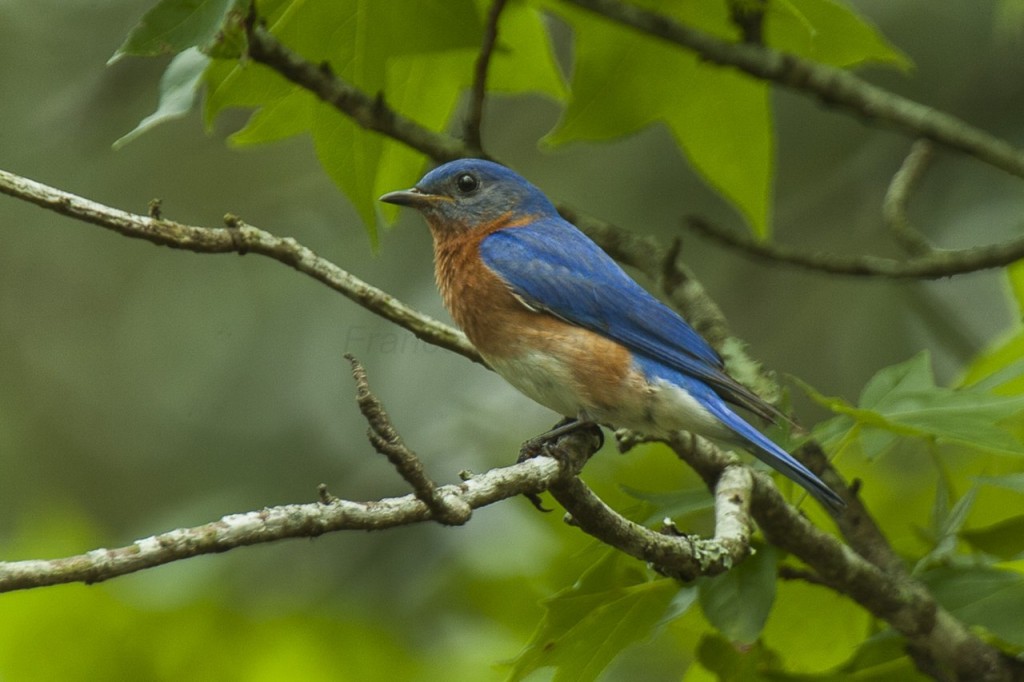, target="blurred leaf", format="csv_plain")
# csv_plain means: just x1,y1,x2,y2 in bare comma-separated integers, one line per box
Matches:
762,573,872,673
959,261,1024,395
619,484,714,523
959,332,1024,396
694,634,782,681
1010,259,1024,314
114,48,210,149
544,0,907,241
914,485,977,573
920,563,1024,646
698,544,779,644
508,551,683,682
977,472,1024,494
839,630,930,680
766,0,912,69
111,0,242,63
803,351,1024,458
545,2,774,239
962,516,1024,560
198,0,565,242
0,513,422,681
209,0,481,240
995,0,1024,46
